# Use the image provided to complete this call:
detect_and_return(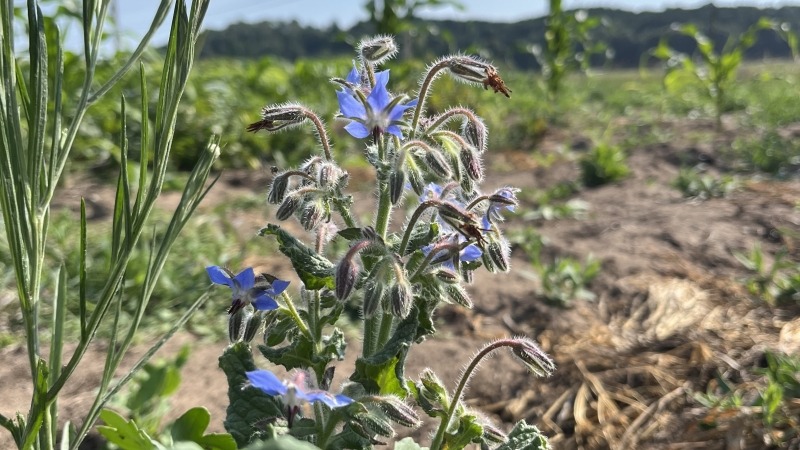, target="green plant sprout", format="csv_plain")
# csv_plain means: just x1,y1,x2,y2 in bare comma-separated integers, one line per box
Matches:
579,142,630,187
673,167,738,200
0,1,223,449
